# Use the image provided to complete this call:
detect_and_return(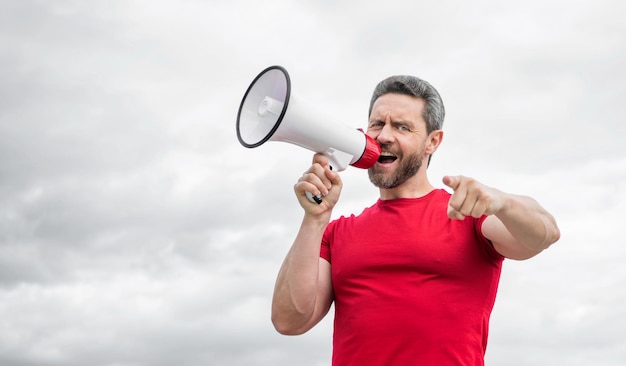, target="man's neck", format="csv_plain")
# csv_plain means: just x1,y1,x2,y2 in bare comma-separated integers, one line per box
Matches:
378,174,435,200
